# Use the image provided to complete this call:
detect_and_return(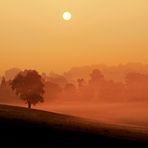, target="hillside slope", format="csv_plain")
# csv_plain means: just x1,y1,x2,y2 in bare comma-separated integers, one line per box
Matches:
0,104,148,147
